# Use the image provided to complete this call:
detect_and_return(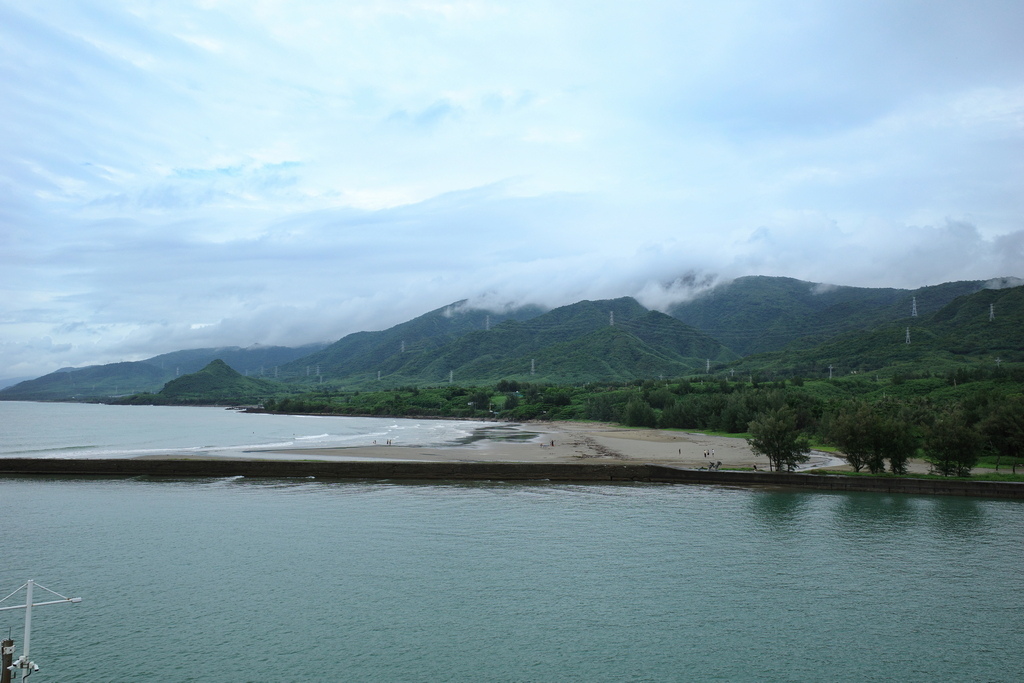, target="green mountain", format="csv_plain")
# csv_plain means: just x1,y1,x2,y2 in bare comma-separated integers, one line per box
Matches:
0,361,168,402
730,284,1024,377
667,275,993,356
277,300,545,381
324,298,737,386
8,276,1021,403
0,343,326,401
142,359,282,404
143,343,328,377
